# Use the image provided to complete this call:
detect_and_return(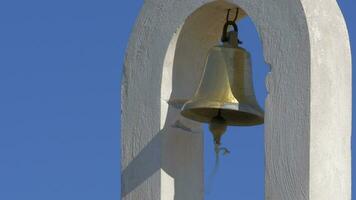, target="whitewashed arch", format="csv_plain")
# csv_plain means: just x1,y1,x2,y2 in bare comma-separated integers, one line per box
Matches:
121,0,351,199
